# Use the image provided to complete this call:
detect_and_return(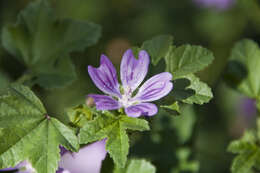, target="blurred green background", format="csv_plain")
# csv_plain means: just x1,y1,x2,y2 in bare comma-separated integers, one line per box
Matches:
1,0,260,172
